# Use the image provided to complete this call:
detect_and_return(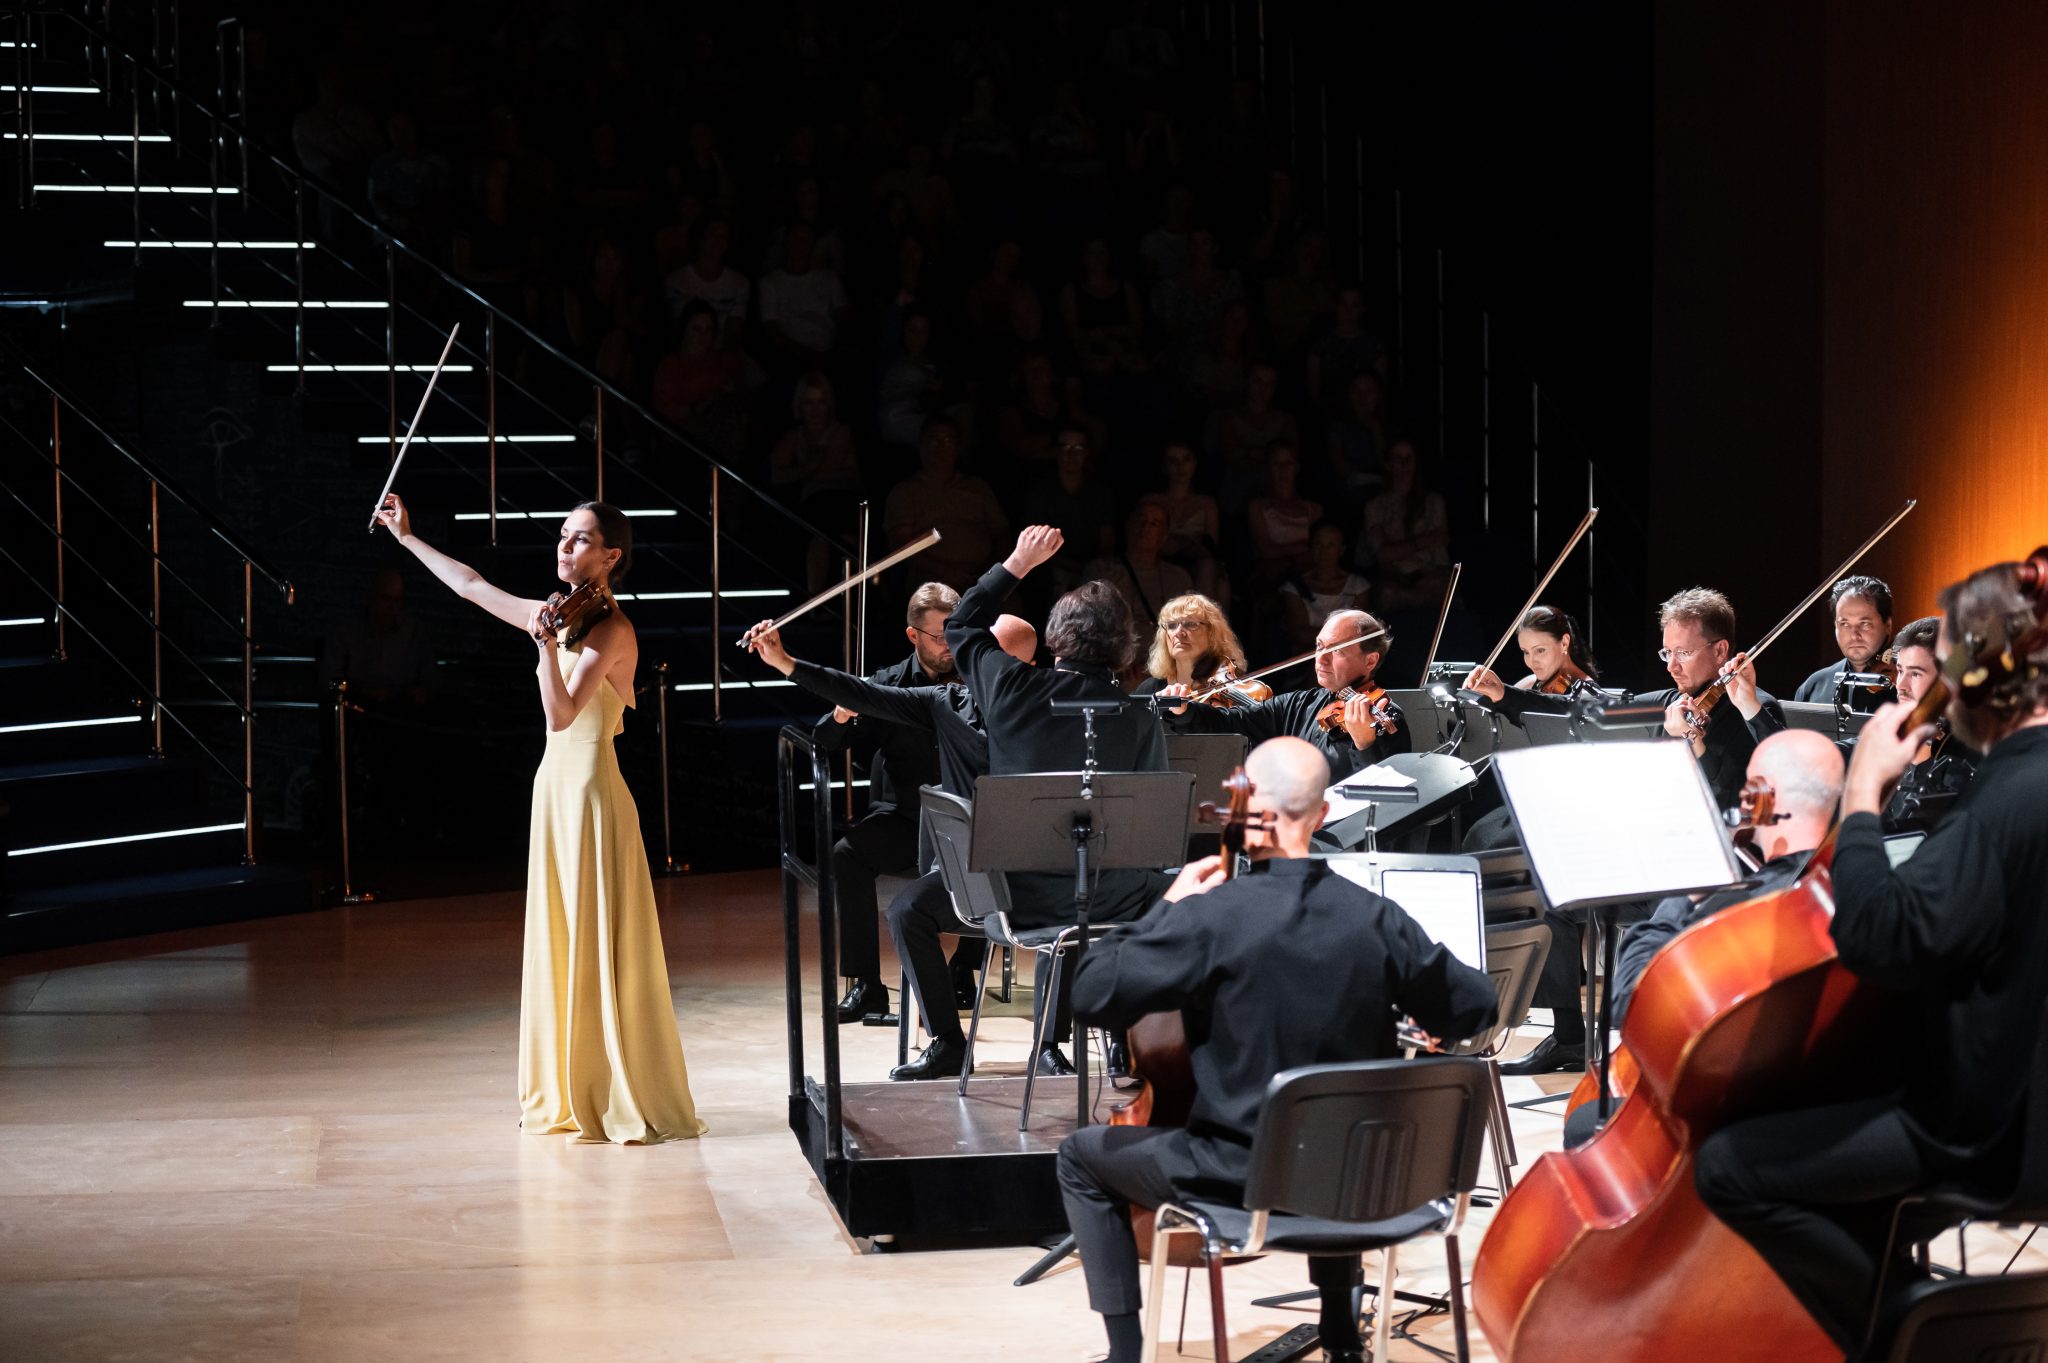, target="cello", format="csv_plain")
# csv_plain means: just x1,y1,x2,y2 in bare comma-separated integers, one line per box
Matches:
1471,654,1966,1362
